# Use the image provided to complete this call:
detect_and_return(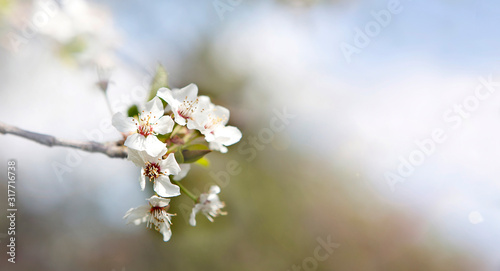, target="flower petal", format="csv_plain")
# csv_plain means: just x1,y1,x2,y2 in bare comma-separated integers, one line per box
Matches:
197,95,212,105
154,175,180,197
123,205,150,225
160,153,181,176
127,148,144,167
209,185,221,195
172,83,198,102
187,95,212,130
209,141,228,153
157,87,179,108
112,112,137,133
144,96,164,122
201,105,230,132
174,114,187,126
189,205,201,226
140,168,146,191
143,135,166,157
148,195,170,207
186,118,201,130
140,146,167,163
159,222,172,242
213,105,230,126
212,126,242,146
124,133,145,151
204,132,216,142
154,116,174,134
